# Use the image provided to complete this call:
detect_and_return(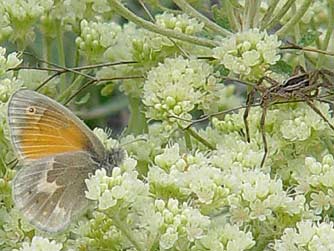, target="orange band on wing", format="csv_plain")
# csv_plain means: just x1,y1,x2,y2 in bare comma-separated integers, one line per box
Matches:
14,109,90,160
